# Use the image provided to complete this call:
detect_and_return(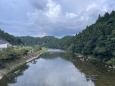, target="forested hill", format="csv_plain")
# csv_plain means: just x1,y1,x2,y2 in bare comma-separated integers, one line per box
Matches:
20,35,75,49
0,29,22,45
69,11,115,61
20,36,60,48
